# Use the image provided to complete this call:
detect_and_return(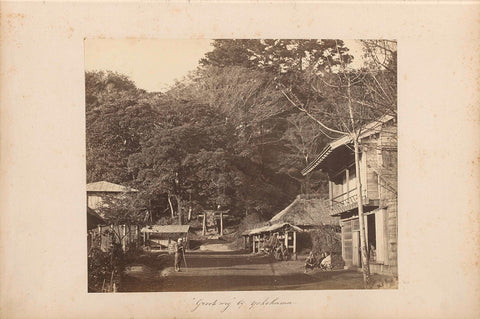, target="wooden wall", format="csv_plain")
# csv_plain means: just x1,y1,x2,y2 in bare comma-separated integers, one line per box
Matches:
365,143,379,200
